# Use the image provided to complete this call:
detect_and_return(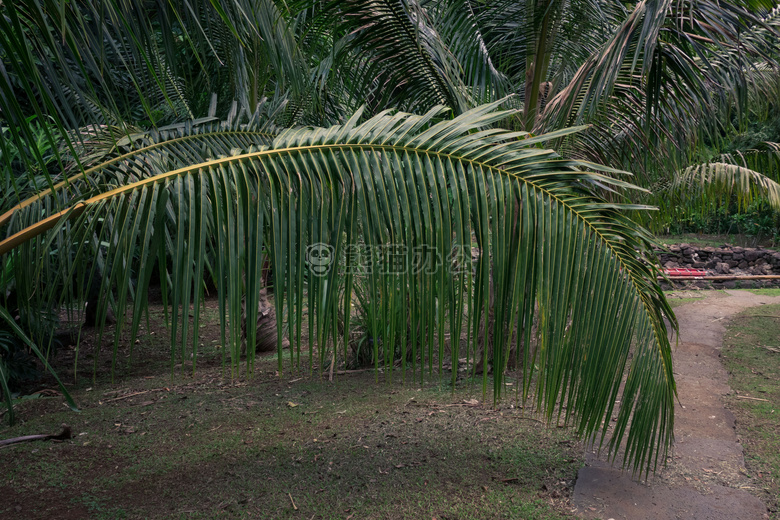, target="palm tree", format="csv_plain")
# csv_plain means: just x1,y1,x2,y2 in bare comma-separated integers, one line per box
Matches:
3,0,774,472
